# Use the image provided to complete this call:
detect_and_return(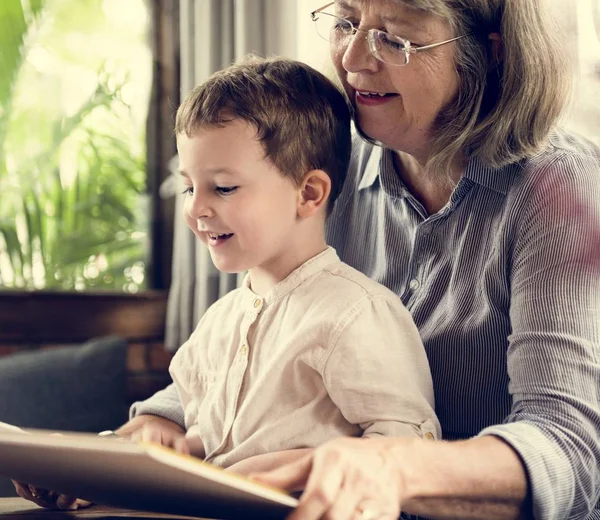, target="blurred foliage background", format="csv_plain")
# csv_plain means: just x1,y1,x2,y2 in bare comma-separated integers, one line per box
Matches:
0,0,151,292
